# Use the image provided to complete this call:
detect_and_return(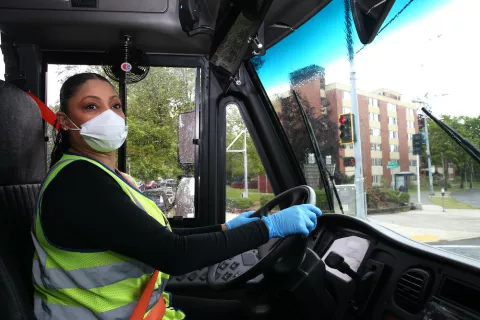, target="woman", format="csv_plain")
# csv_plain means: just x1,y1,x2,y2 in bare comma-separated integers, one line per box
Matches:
32,73,322,319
